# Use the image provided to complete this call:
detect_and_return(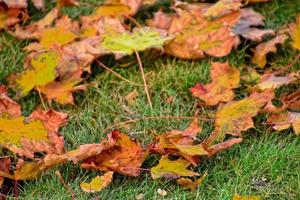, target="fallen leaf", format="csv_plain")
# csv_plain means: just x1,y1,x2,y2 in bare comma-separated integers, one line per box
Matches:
8,52,59,96
190,62,240,106
233,193,261,200
267,112,300,135
80,172,113,193
290,14,300,50
203,0,242,19
255,72,298,91
57,0,78,7
205,90,274,144
102,27,168,57
281,90,300,110
176,171,208,190
206,138,243,156
126,90,139,105
0,157,10,187
0,5,28,29
0,0,44,9
0,85,21,117
252,34,288,68
82,130,148,177
151,155,199,179
105,0,143,15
